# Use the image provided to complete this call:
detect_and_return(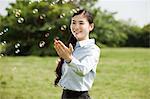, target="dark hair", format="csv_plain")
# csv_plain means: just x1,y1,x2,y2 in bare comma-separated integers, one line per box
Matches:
72,9,93,24
54,9,94,86
54,34,77,86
